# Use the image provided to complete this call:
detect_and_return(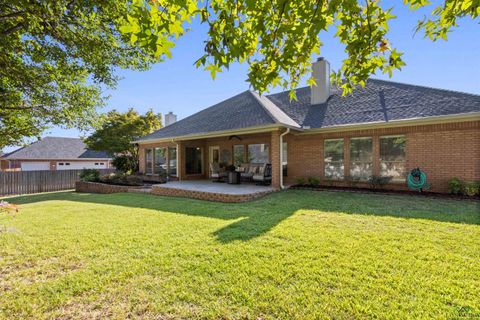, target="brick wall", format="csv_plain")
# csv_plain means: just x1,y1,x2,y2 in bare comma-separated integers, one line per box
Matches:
137,120,479,193
75,181,131,193
284,120,480,193
270,130,281,188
